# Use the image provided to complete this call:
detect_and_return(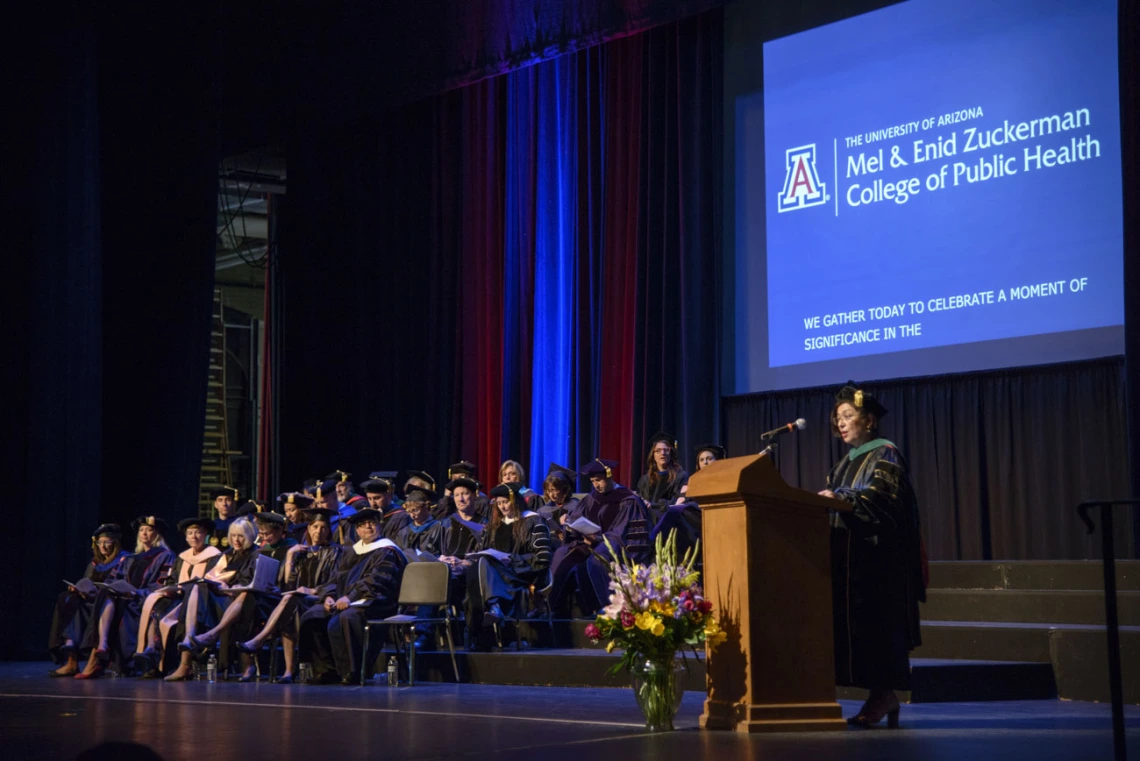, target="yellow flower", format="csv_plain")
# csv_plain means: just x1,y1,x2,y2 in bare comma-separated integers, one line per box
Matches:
705,618,727,648
648,600,676,618
634,611,657,631
650,618,665,637
606,640,617,653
